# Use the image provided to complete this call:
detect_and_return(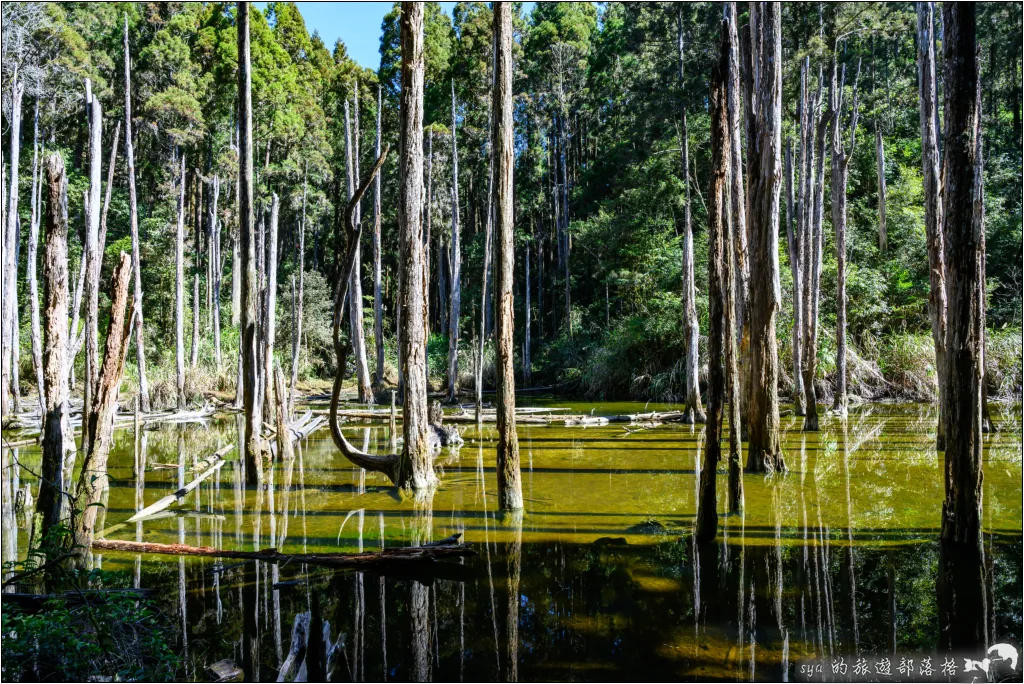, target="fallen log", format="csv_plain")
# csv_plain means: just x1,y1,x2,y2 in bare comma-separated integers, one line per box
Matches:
143,405,215,426
125,443,234,522
90,536,476,569
564,416,609,426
